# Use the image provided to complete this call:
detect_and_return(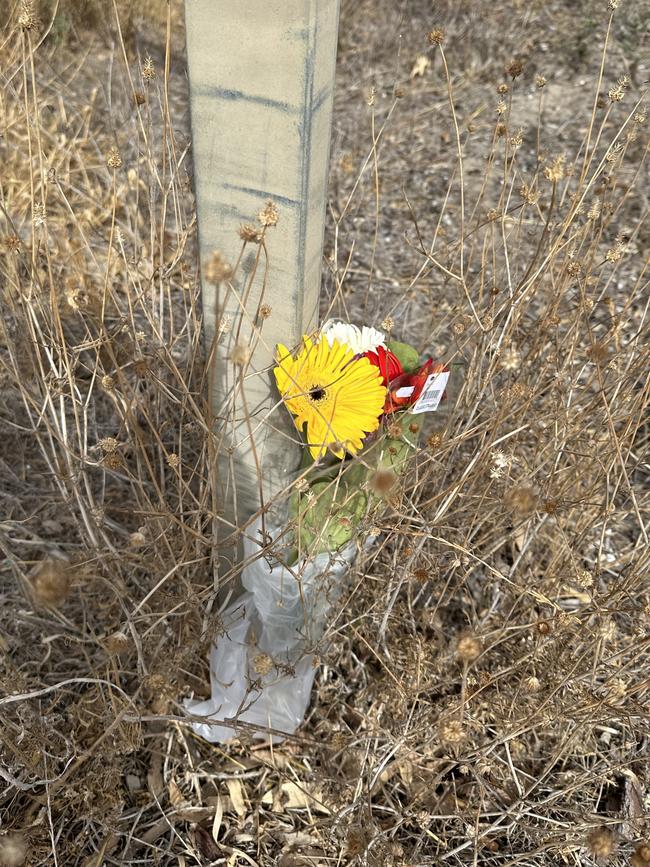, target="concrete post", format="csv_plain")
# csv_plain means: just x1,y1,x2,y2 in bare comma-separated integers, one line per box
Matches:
184,1,340,557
